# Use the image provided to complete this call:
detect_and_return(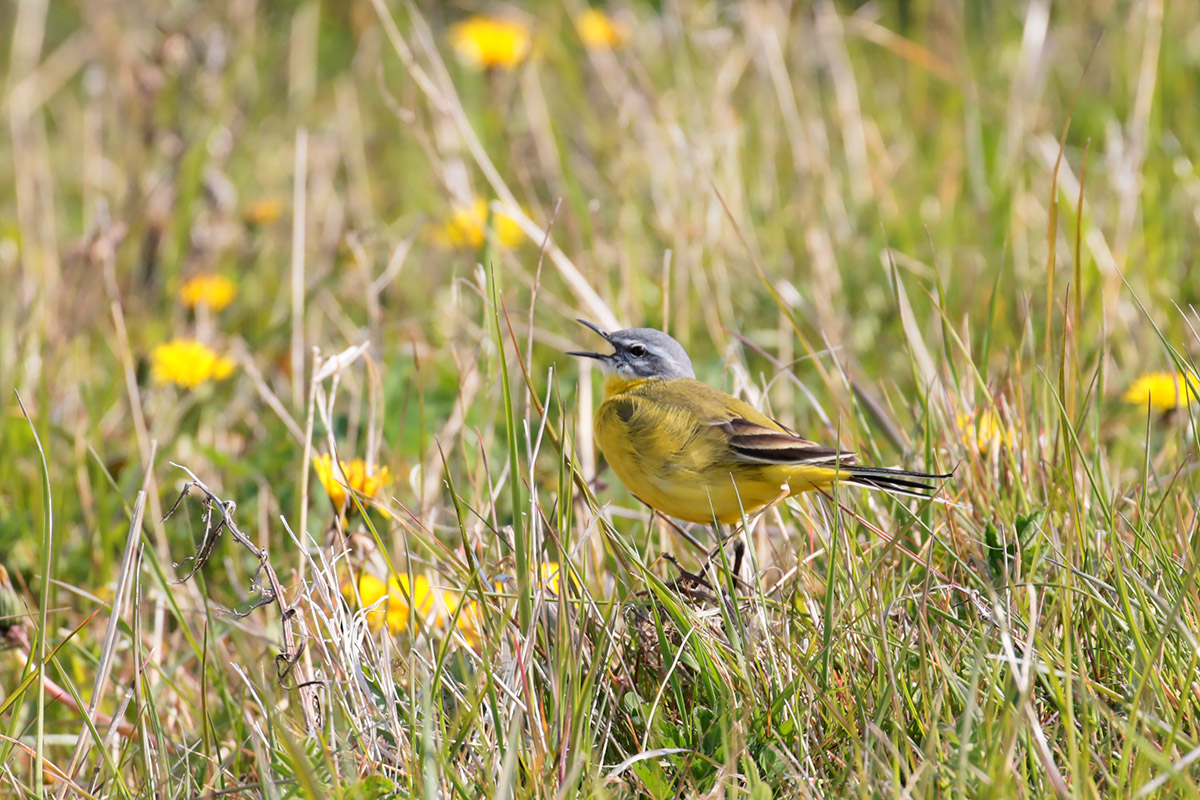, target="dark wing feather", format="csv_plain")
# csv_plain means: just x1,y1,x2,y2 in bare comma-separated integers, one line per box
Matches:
709,416,949,497
713,417,856,466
